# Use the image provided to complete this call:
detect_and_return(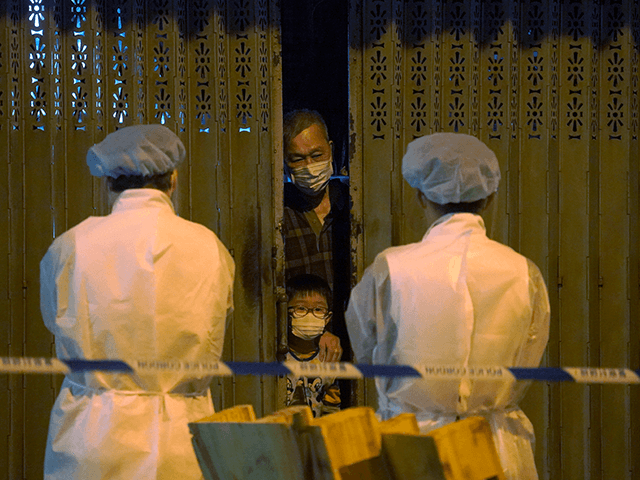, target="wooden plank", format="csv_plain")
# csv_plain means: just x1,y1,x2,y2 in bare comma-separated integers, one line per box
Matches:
7,2,26,477
598,4,632,475
22,131,53,480
348,0,370,410
257,0,282,415
348,0,364,283
541,2,560,476
104,1,135,133
585,6,604,478
506,1,520,252
440,1,474,137
190,0,229,412
0,6,11,478
390,0,404,249
190,422,307,480
22,6,69,476
401,0,435,246
628,4,640,476
477,3,513,246
211,0,235,412
380,434,444,480
628,125,640,480
90,0,110,218
360,0,396,411
173,1,191,221
361,0,395,267
339,455,395,480
227,0,264,414
553,4,593,477
144,0,178,132
515,3,554,477
187,0,219,231
426,417,505,480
